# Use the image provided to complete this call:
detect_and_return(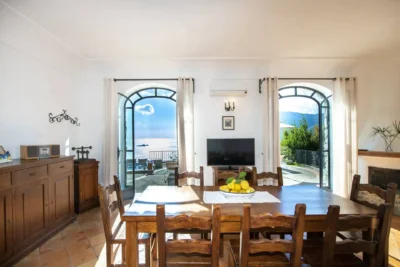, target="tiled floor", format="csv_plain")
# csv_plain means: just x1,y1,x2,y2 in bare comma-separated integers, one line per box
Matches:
14,204,400,267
